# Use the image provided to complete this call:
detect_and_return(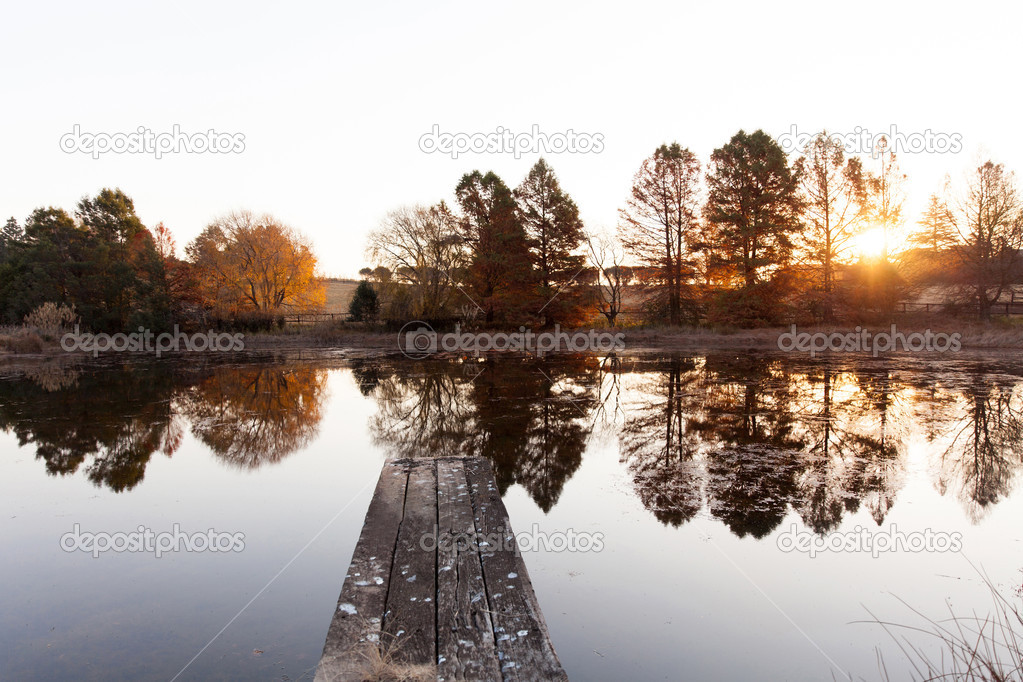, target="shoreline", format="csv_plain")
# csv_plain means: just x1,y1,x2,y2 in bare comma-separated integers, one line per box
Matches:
0,322,1020,371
